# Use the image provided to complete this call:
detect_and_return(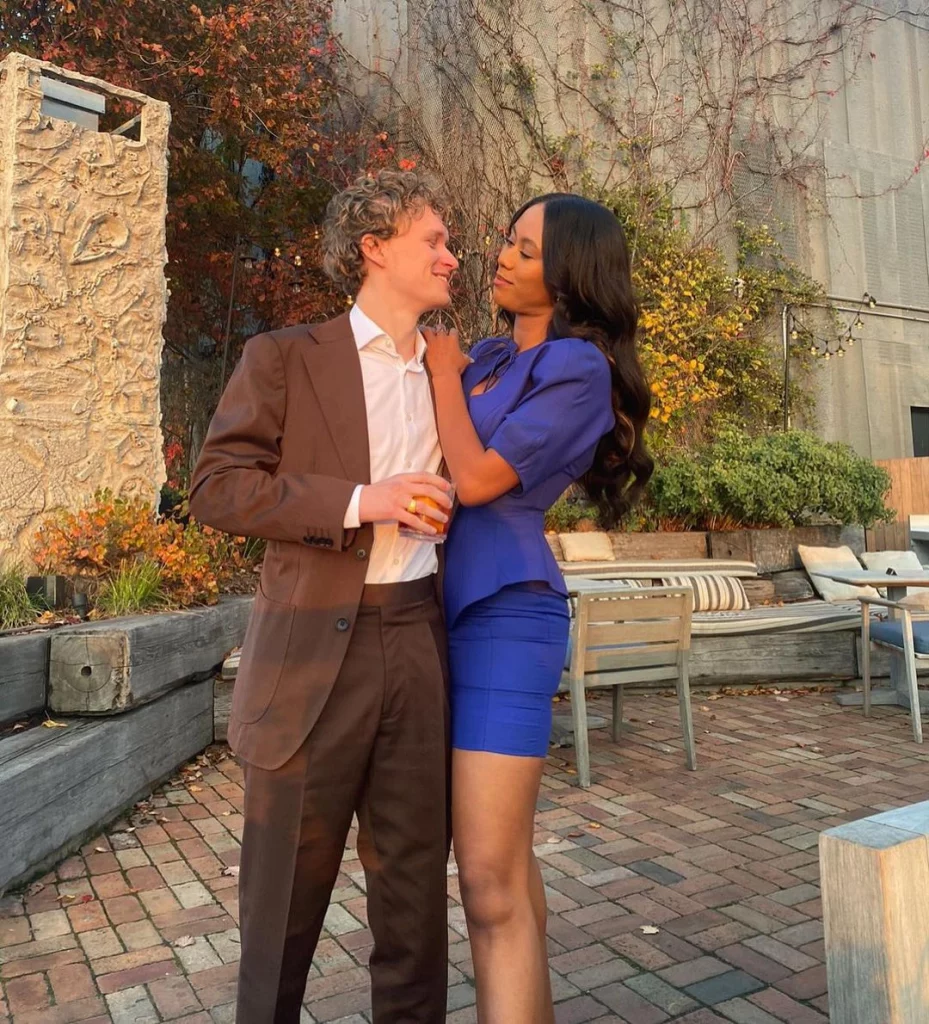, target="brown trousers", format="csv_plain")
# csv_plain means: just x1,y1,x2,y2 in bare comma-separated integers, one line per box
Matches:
236,577,450,1024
